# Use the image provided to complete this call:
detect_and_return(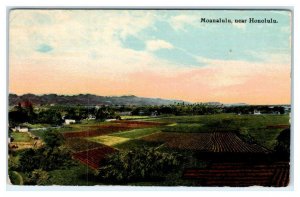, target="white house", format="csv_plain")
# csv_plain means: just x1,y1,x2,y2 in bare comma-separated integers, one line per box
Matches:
253,110,261,115
151,111,158,117
65,119,76,125
105,119,117,122
87,115,96,120
12,126,29,132
19,127,29,132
